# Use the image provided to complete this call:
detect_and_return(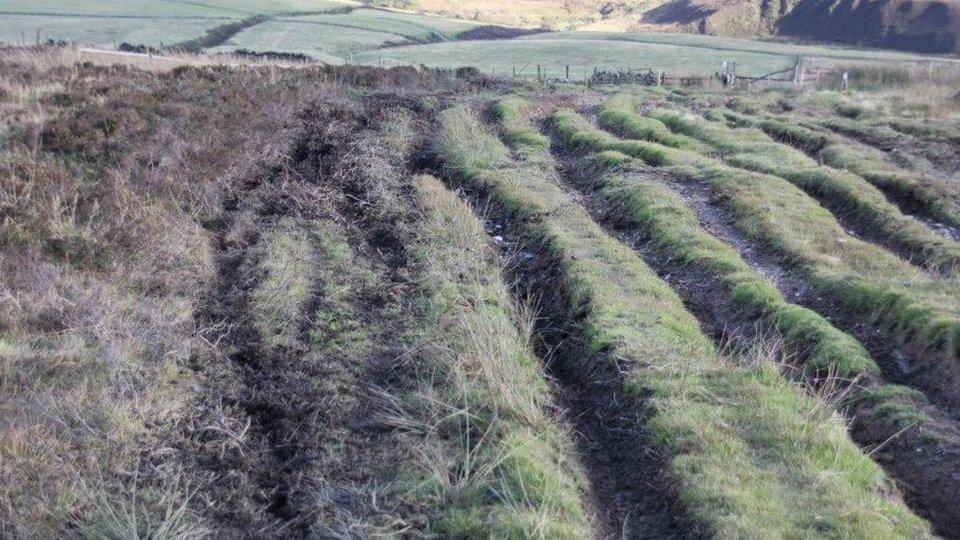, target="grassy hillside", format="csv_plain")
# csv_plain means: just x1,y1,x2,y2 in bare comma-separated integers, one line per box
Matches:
6,44,960,538
2,0,956,73
779,0,960,54
377,0,960,53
